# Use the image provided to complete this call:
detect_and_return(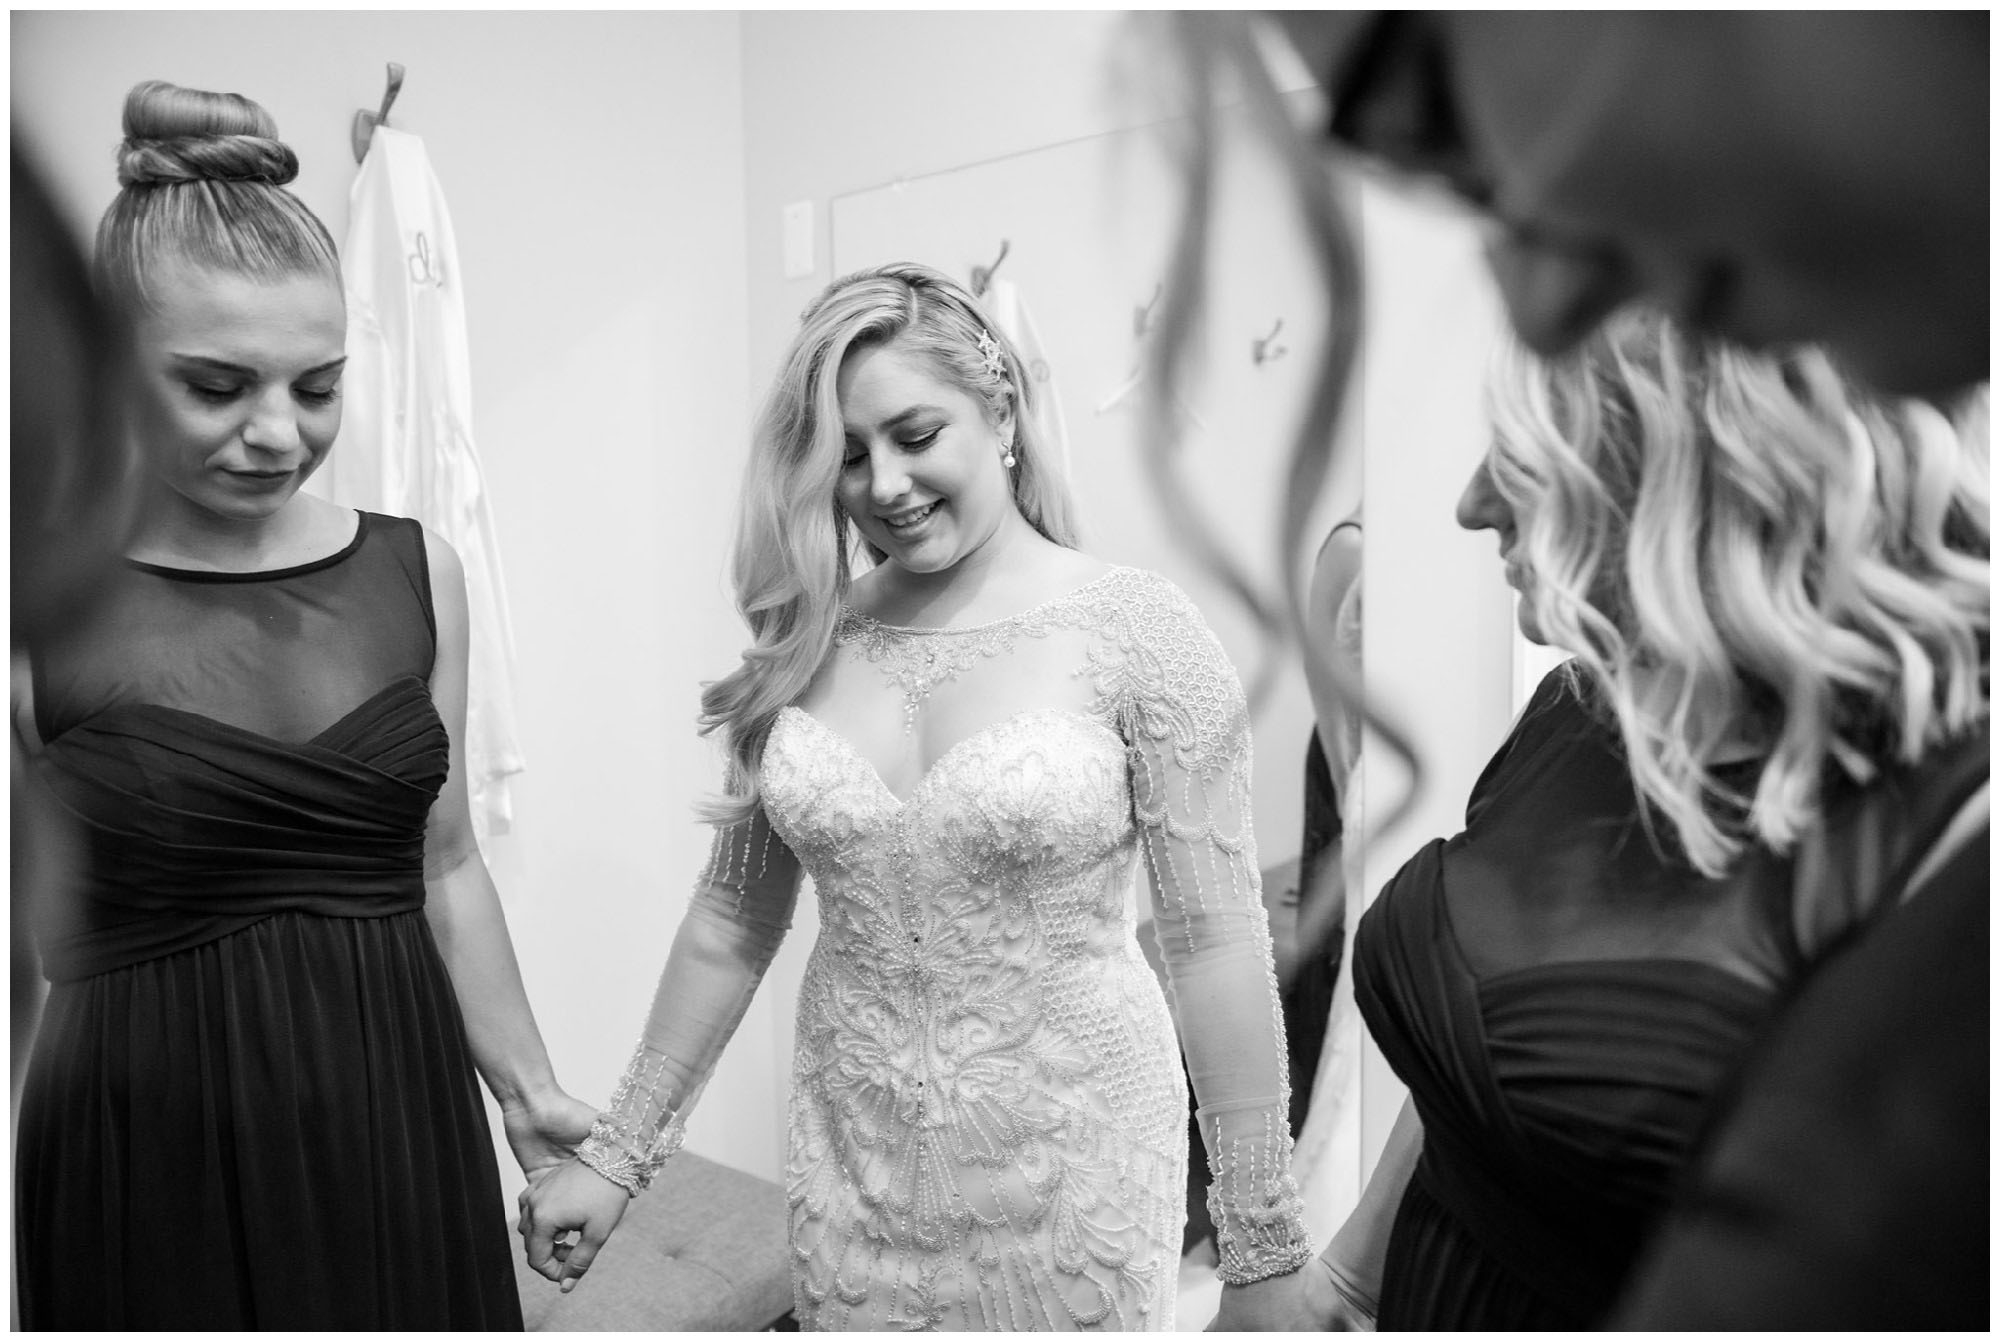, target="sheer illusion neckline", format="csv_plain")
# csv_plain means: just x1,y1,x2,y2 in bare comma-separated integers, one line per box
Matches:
128,511,369,583
840,565,1128,635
